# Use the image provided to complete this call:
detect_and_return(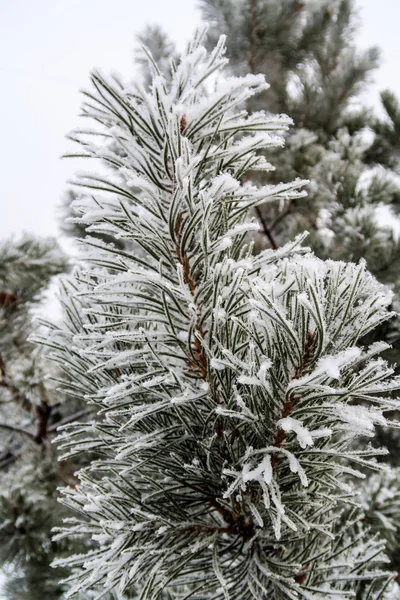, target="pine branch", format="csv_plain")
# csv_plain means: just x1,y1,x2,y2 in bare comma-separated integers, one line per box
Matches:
0,422,37,442
48,409,93,432
271,330,316,470
255,206,278,249
44,32,400,599
269,201,293,231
